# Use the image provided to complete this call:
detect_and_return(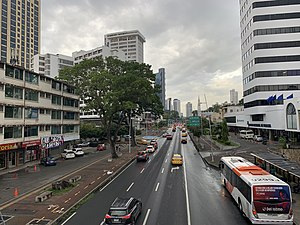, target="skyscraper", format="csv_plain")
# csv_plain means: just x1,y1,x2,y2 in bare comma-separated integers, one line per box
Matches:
173,99,181,115
104,30,145,63
165,98,172,111
155,68,166,109
240,0,300,131
186,102,193,117
230,89,238,105
1,0,40,69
